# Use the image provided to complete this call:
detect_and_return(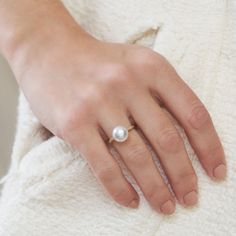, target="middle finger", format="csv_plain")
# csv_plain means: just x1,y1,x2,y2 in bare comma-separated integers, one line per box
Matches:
128,91,198,207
